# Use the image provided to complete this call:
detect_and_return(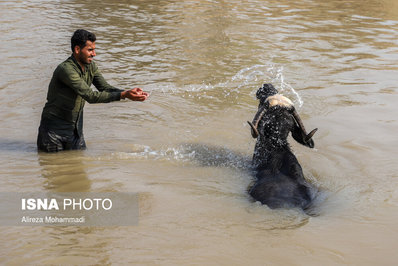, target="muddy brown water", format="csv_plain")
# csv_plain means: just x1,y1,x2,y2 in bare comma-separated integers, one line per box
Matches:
1,0,398,264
